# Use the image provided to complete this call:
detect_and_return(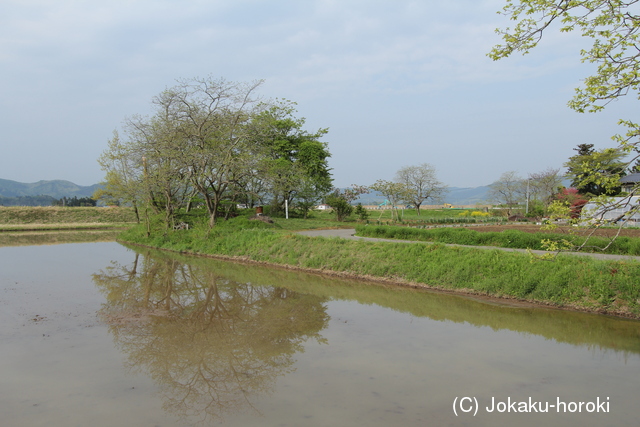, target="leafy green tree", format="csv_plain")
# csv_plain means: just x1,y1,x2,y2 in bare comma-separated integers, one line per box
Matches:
324,185,368,222
325,192,353,221
98,77,332,231
99,77,267,230
354,203,369,221
126,114,193,230
252,100,332,216
295,175,326,218
96,131,146,220
490,2,640,250
53,196,97,207
564,145,627,196
489,0,640,193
